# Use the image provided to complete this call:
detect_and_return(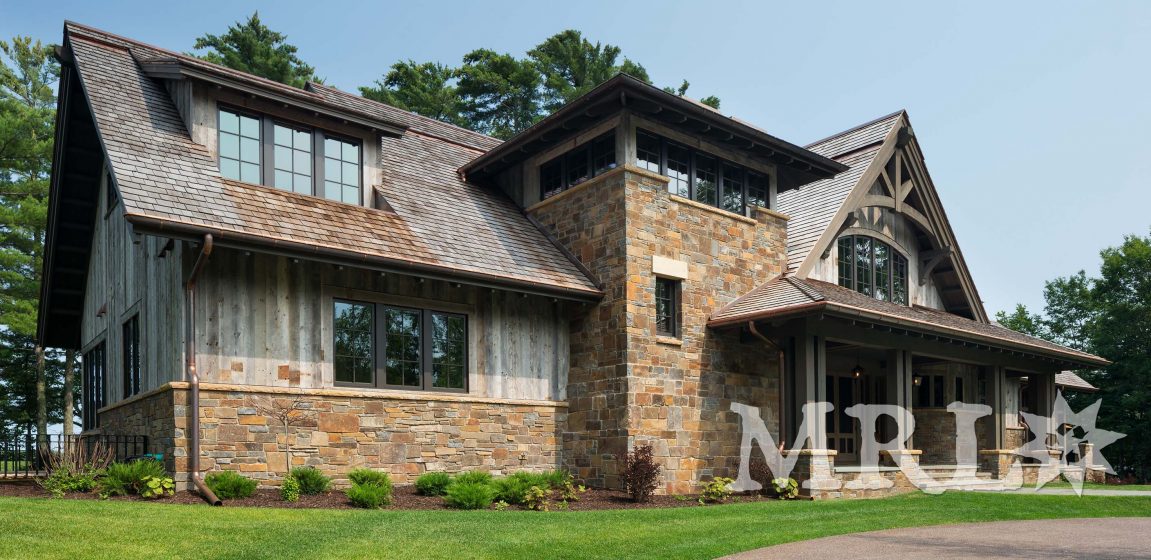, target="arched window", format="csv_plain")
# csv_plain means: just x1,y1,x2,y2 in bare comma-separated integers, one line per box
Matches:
836,235,909,305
